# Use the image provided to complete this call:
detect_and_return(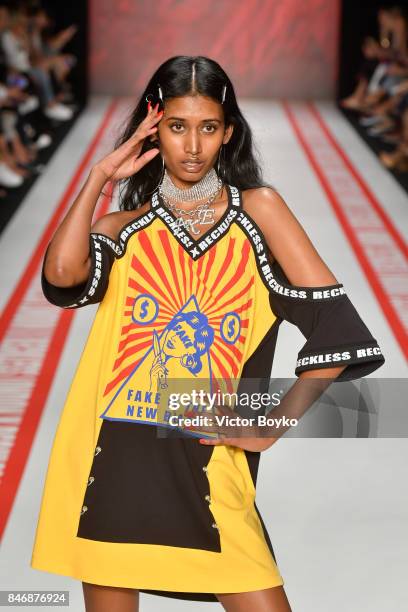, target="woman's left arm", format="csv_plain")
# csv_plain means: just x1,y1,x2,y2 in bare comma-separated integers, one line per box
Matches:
244,187,384,379
199,188,385,451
